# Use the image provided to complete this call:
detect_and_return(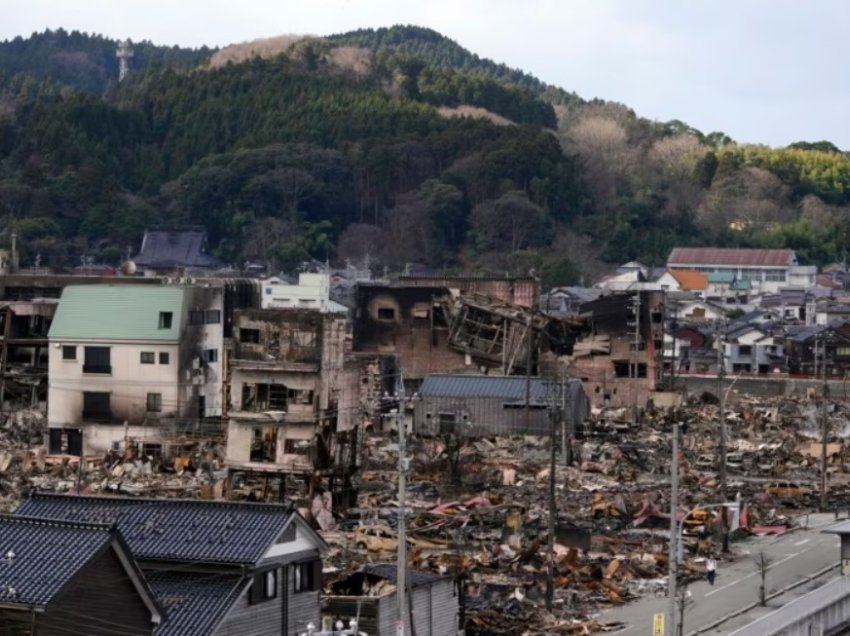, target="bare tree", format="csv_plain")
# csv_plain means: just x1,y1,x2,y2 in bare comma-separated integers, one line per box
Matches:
755,551,773,606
